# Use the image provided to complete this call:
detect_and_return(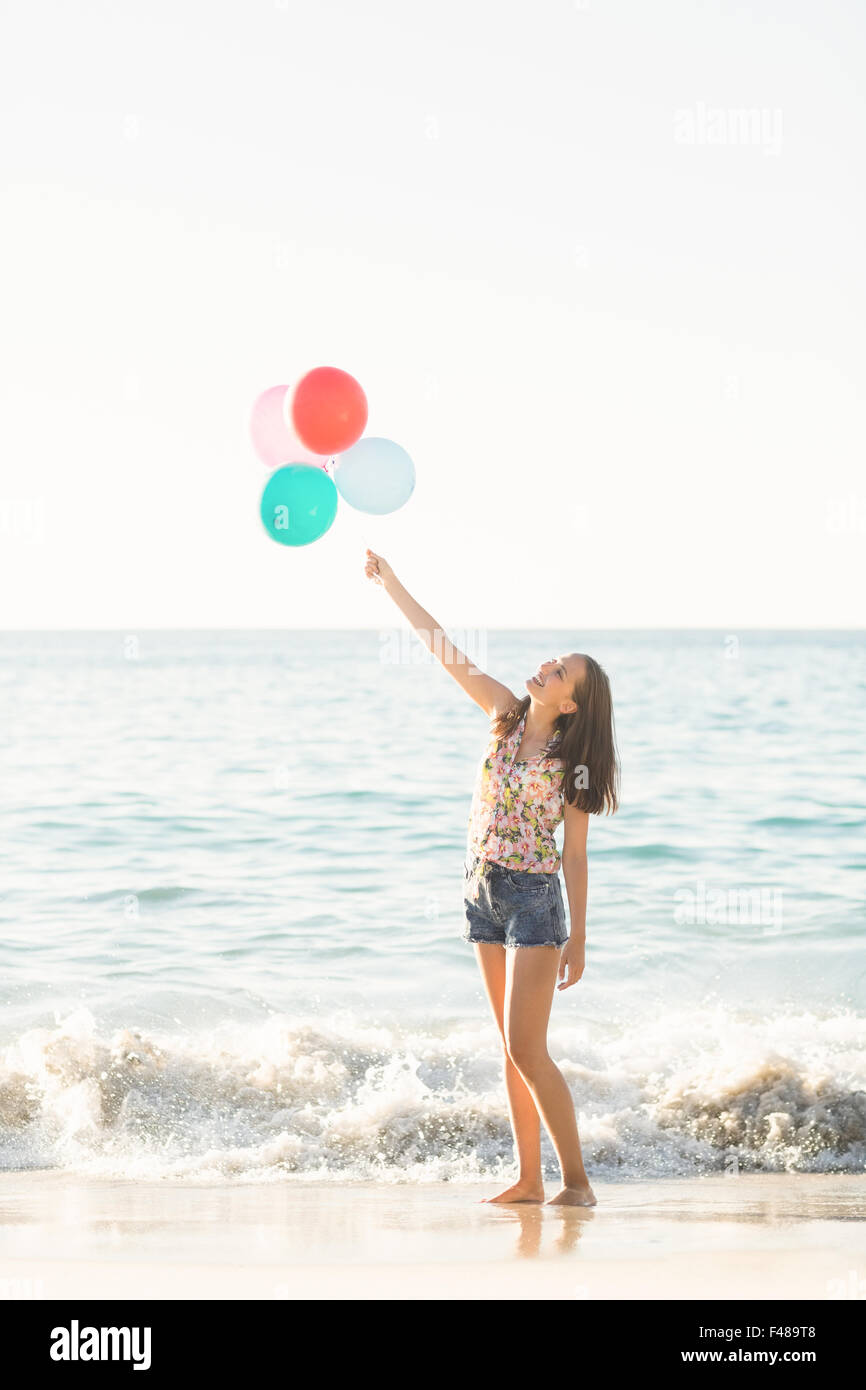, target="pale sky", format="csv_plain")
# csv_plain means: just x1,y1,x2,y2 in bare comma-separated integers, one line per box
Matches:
1,0,864,629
